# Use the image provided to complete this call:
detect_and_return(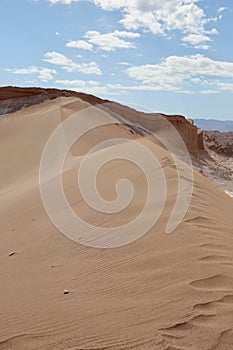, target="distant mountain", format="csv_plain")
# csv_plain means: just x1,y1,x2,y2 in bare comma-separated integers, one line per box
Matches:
194,119,233,132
